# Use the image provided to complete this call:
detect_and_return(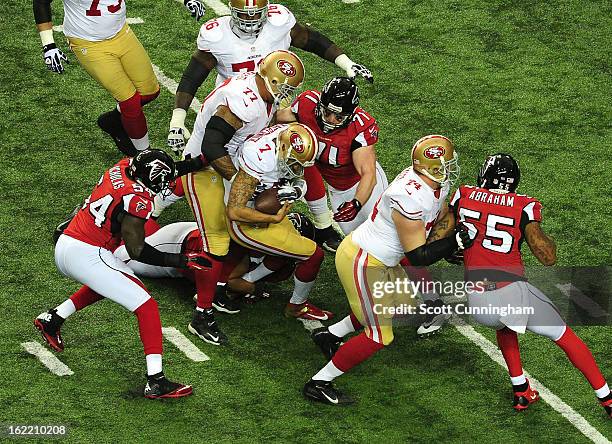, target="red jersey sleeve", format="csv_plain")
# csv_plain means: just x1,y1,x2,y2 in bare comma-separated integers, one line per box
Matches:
351,109,379,149
522,199,543,223
292,90,320,117
123,193,154,220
